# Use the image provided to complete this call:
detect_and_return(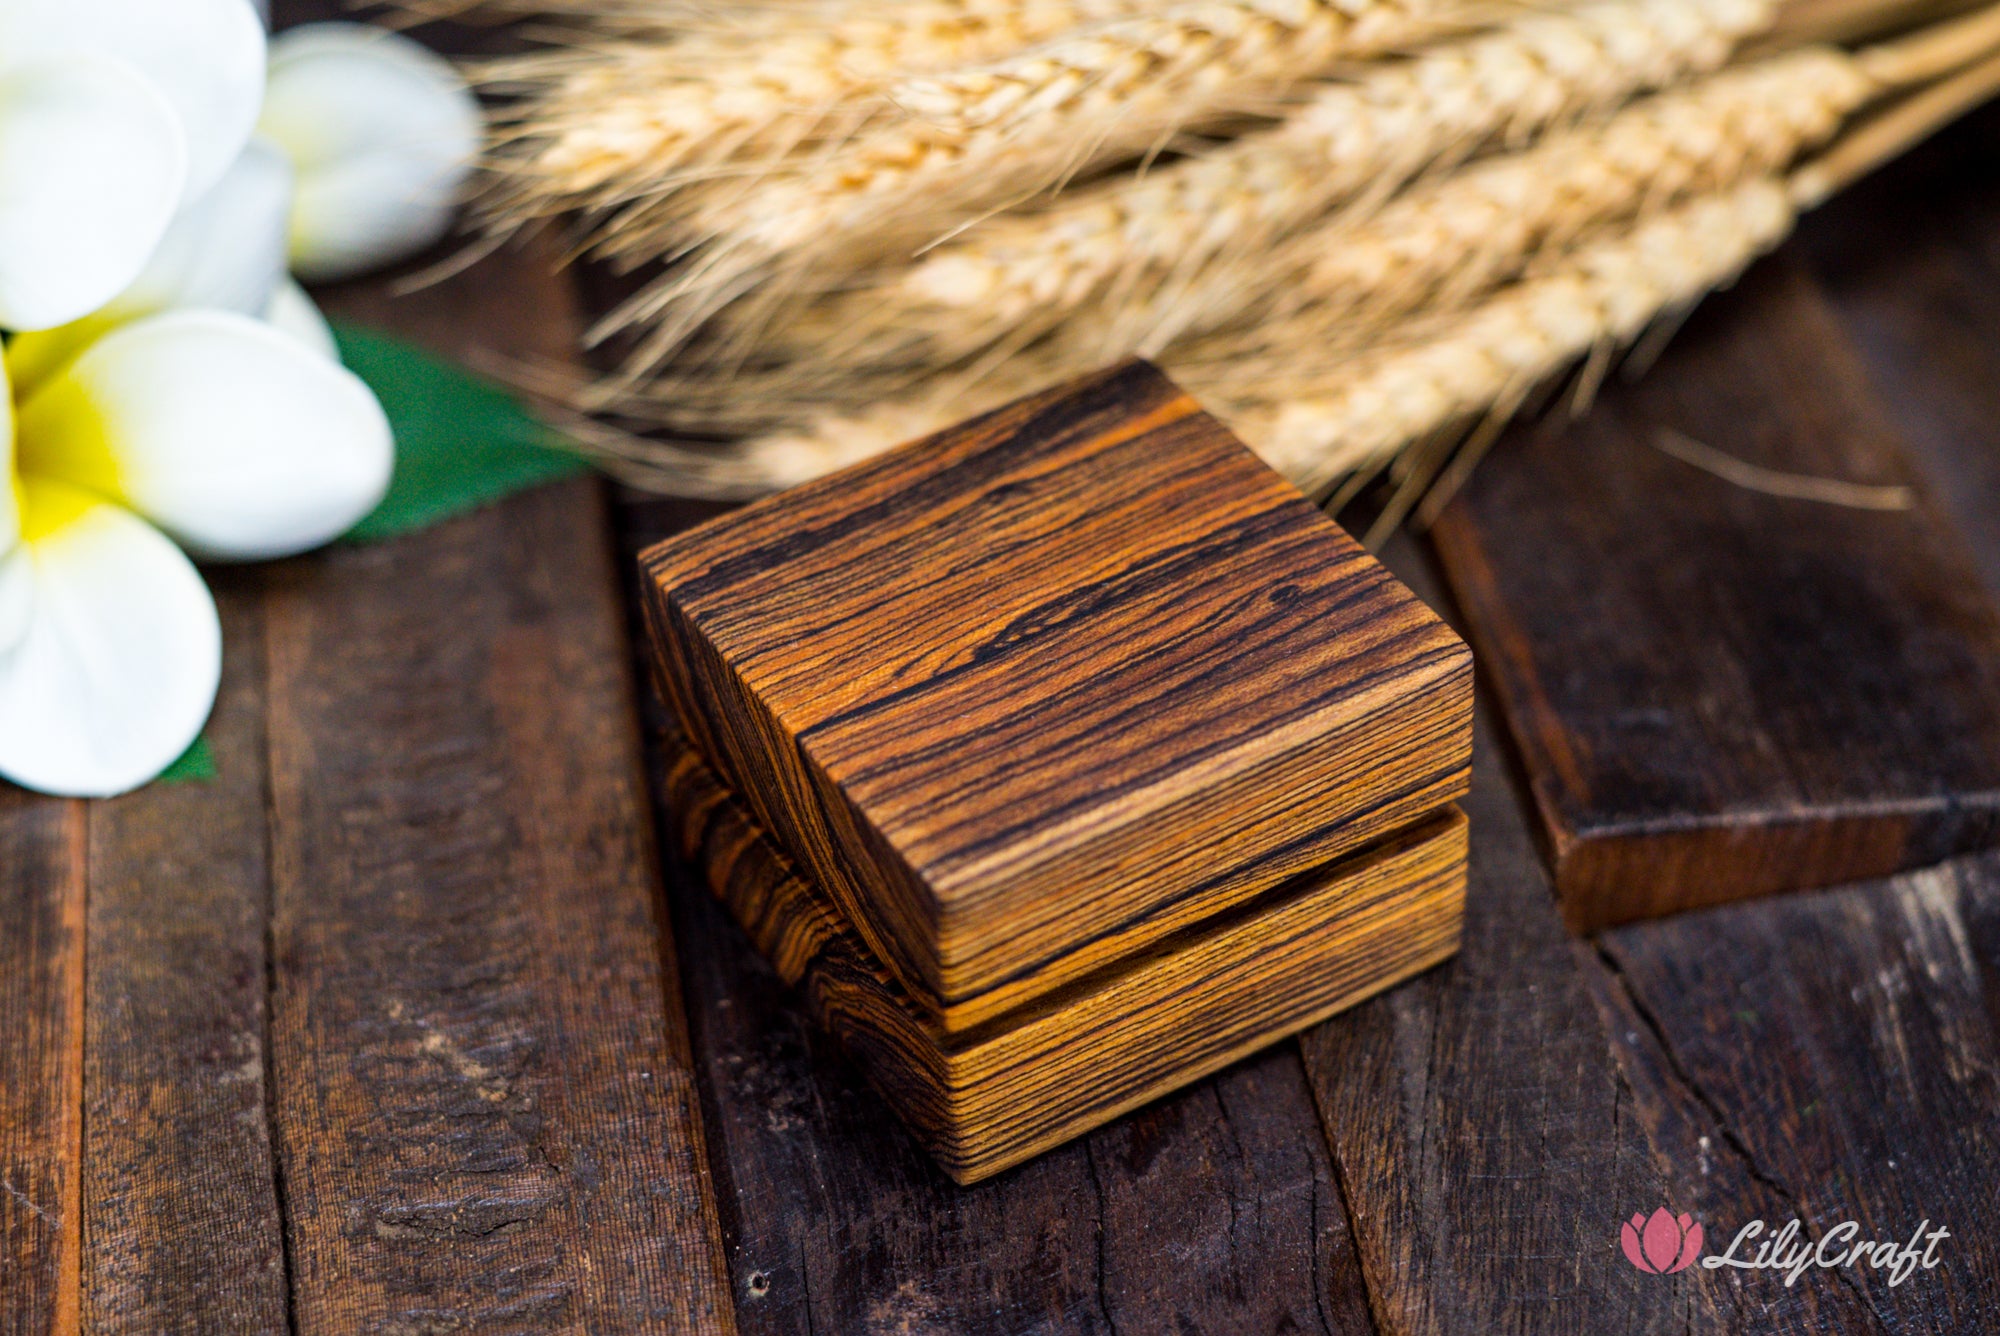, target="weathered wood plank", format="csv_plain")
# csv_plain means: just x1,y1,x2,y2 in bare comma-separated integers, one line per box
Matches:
259,248,734,1332
0,796,84,1336
1571,108,2000,1333
1592,853,2000,1331
80,581,288,1333
1429,255,2000,932
621,492,1379,1335
1301,539,1711,1336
